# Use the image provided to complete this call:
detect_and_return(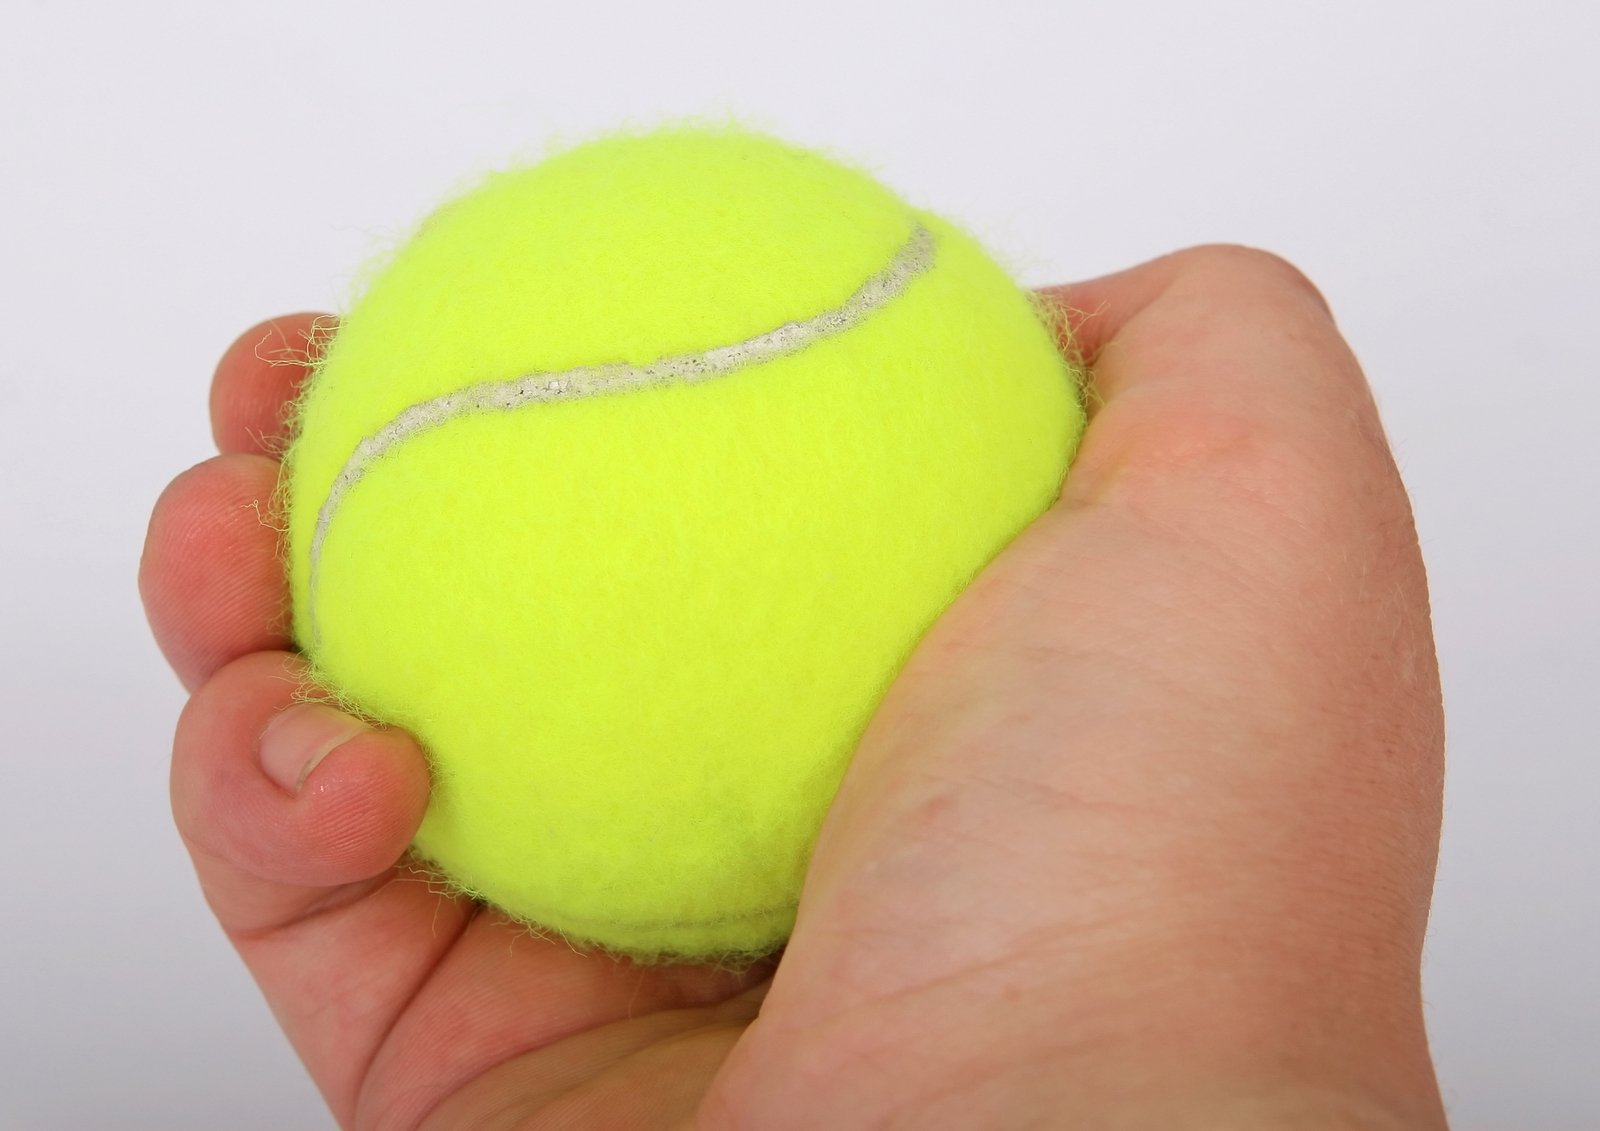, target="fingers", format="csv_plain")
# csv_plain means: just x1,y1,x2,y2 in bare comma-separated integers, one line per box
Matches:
165,315,779,1124
210,312,331,456
139,454,289,691
143,314,330,689
171,650,433,931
